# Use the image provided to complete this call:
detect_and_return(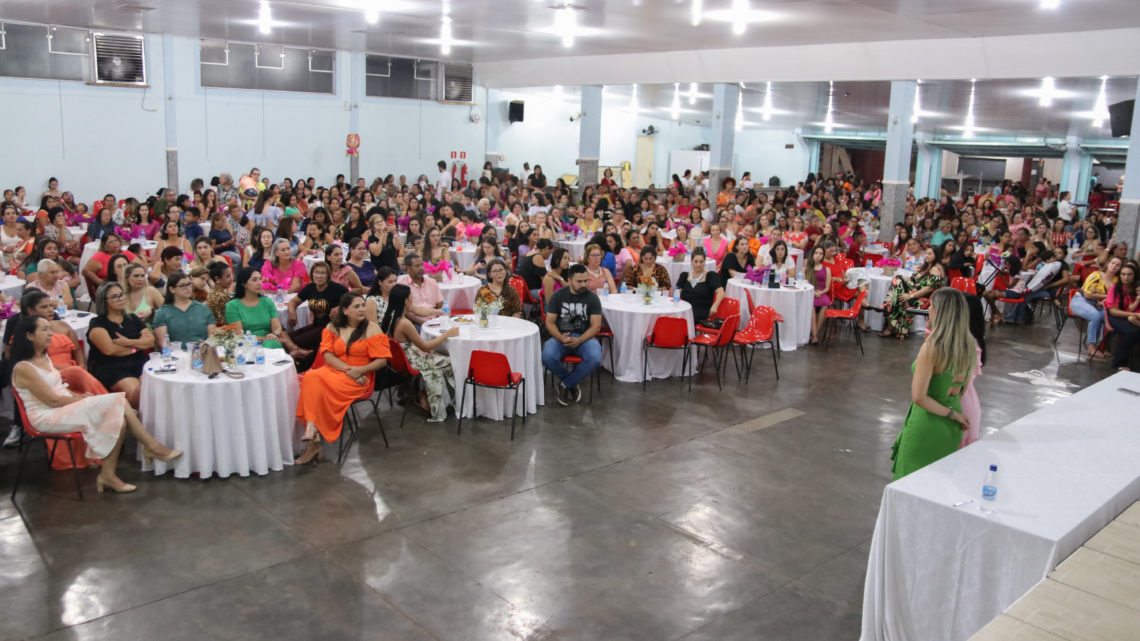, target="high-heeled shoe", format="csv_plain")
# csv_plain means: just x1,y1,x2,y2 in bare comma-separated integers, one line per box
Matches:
143,448,183,463
294,440,322,465
96,476,137,493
